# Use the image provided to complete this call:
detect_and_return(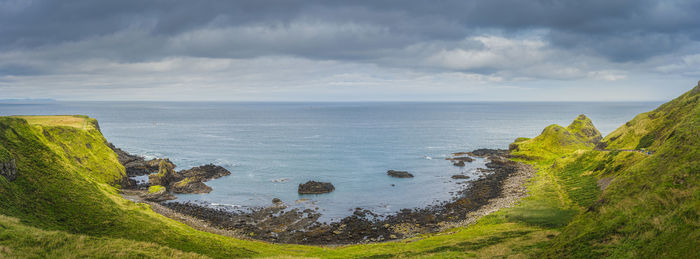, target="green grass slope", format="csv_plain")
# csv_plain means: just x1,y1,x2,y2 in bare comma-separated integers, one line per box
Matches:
0,215,204,258
544,85,700,258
